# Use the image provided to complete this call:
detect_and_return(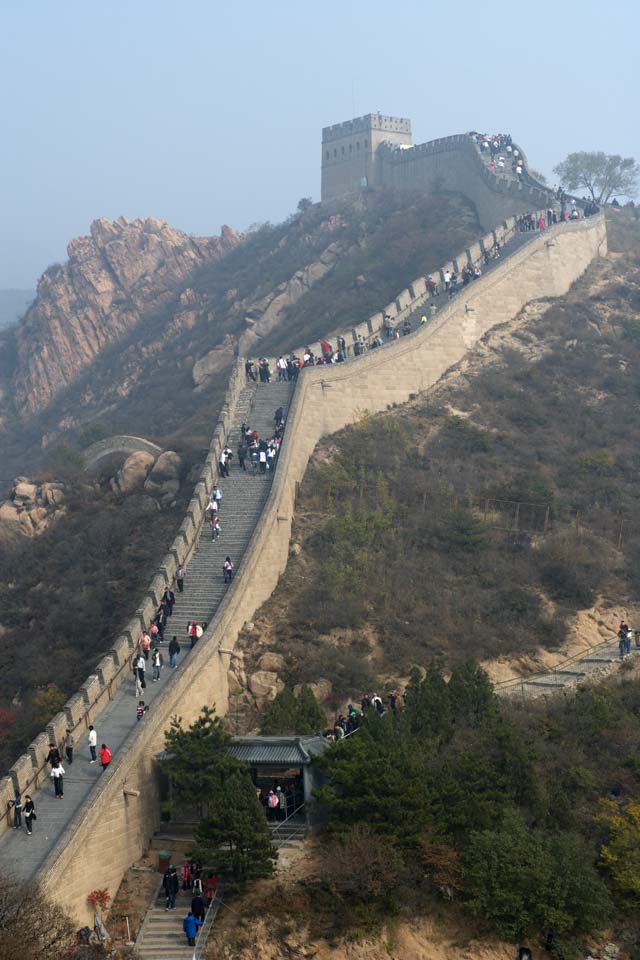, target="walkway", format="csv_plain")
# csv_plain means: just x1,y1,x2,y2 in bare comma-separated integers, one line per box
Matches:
496,637,637,699
0,379,293,881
